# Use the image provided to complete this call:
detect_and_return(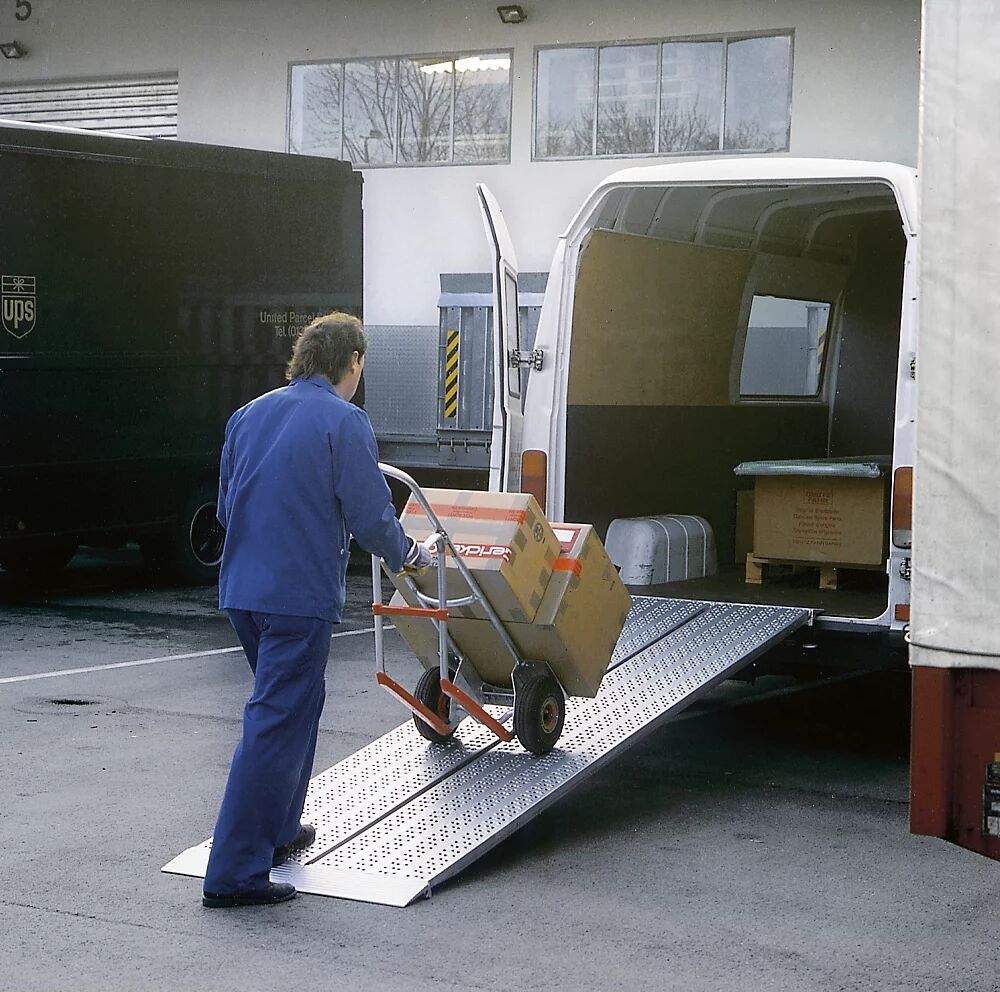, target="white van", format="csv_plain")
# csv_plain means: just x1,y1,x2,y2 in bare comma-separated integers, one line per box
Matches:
477,158,916,641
